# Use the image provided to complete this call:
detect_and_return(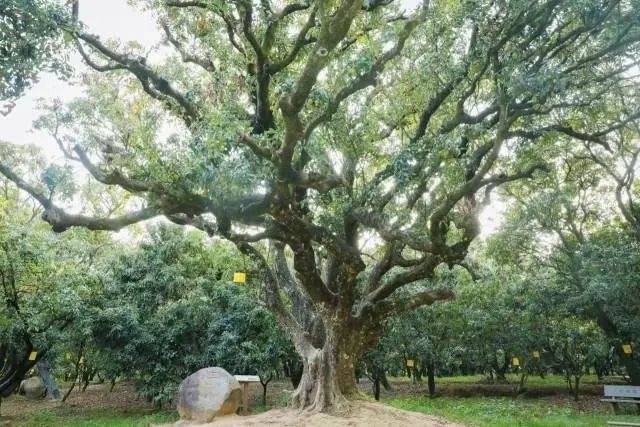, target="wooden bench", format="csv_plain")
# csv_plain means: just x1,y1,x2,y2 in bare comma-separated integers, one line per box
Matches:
234,375,260,415
602,385,640,415
607,422,640,427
